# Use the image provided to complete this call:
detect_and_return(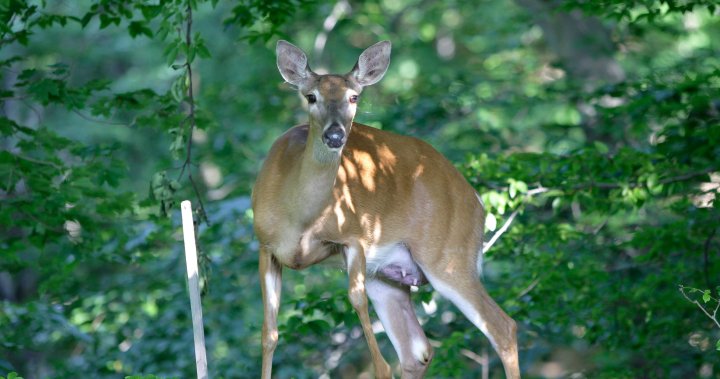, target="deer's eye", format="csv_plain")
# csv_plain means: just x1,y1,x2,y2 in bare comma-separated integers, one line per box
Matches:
306,94,317,104
349,95,358,104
